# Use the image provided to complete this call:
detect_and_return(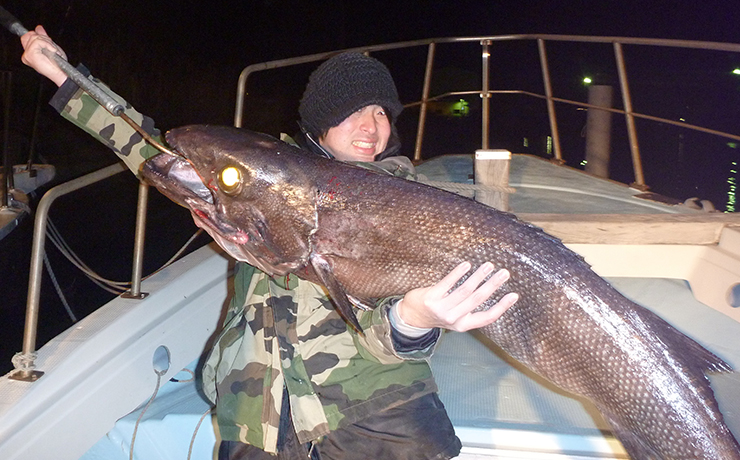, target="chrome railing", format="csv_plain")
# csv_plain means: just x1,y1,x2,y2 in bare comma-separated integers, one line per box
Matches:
8,162,149,381
234,34,740,191
13,34,740,381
